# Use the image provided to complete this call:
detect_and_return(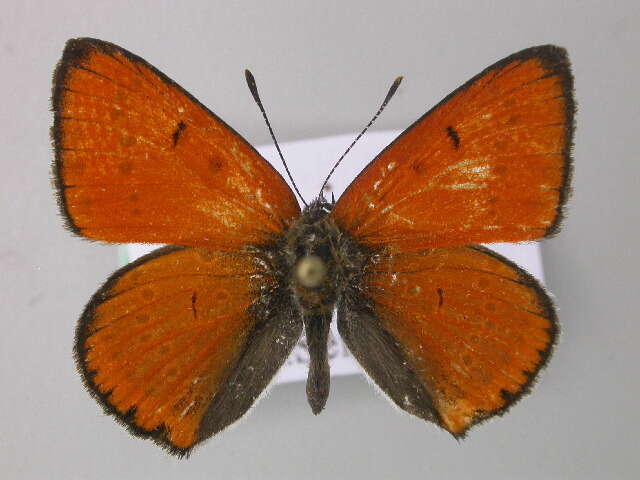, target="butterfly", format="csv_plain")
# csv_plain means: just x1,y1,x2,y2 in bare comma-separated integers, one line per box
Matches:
52,38,574,457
